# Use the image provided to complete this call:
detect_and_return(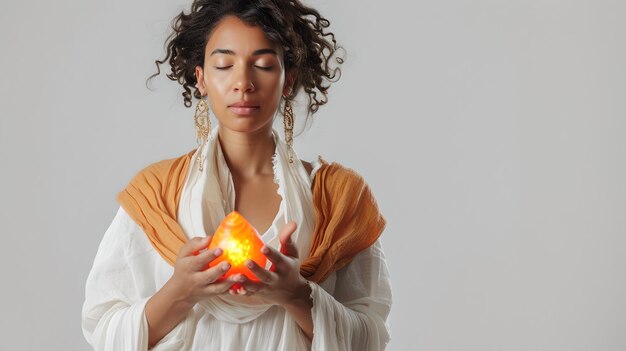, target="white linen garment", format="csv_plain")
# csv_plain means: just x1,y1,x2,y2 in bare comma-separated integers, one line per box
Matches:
82,126,393,350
